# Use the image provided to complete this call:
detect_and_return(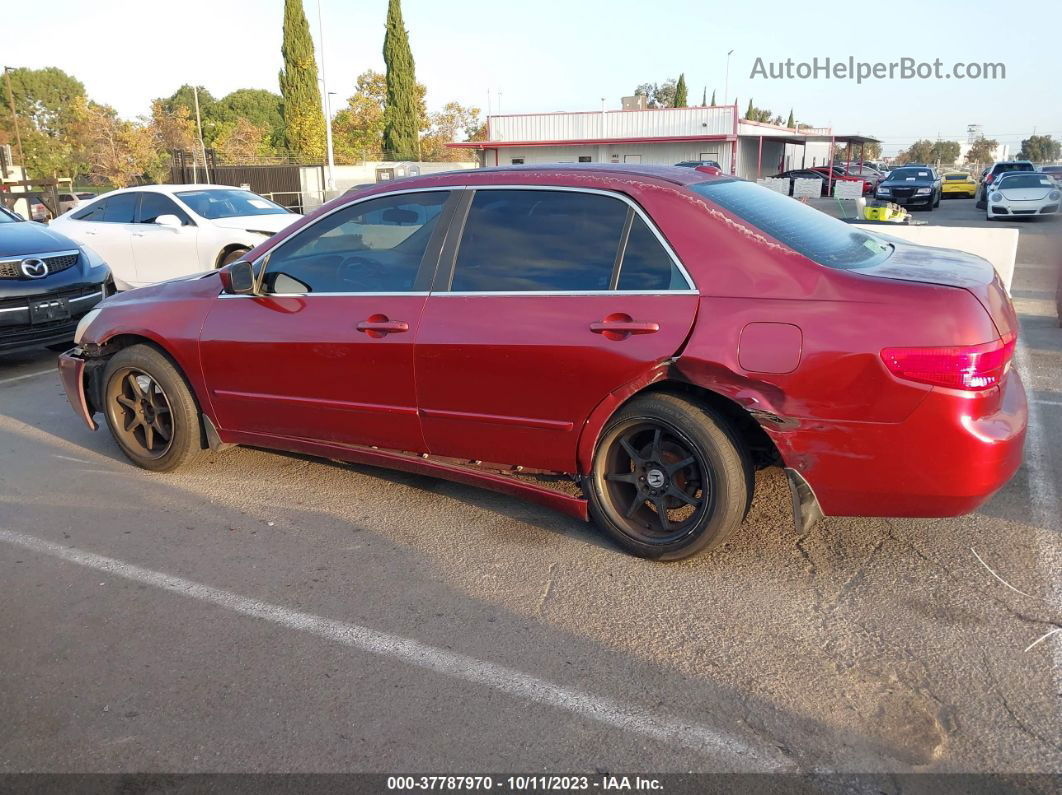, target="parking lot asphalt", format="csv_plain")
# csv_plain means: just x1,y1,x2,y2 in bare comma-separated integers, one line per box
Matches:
1,197,1059,775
